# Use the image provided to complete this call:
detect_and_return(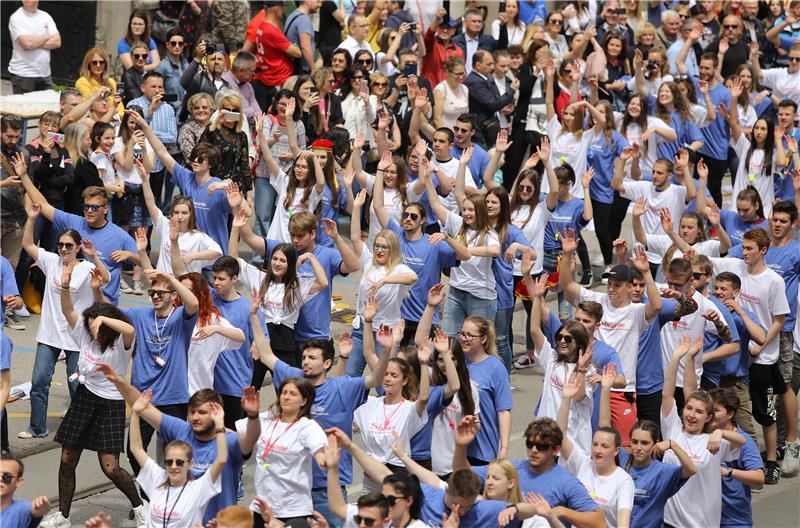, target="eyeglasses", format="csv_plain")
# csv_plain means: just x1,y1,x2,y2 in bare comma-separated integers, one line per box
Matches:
353,515,378,527
789,57,800,63
372,82,388,87
401,211,419,221
83,204,108,212
373,243,390,251
57,242,76,250
90,60,106,66
148,289,175,298
525,439,553,451
723,24,739,29
549,18,563,25
1,473,16,484
452,71,466,77
556,333,574,344
692,272,706,280
459,331,484,341
358,59,374,65
165,458,187,467
132,53,149,59
168,40,185,47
